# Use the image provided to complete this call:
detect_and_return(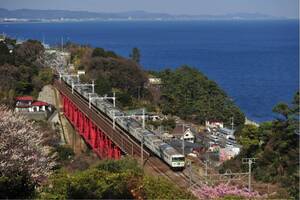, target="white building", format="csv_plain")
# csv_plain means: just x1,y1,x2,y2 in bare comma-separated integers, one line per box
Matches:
180,128,196,143
206,120,224,129
148,77,162,85
172,124,196,143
